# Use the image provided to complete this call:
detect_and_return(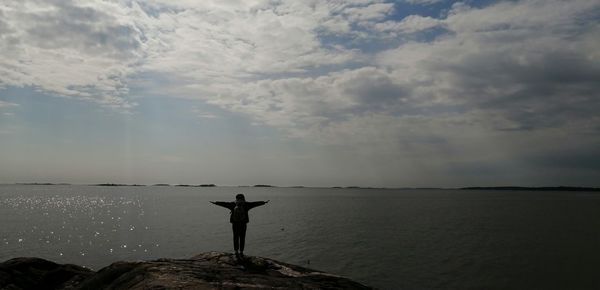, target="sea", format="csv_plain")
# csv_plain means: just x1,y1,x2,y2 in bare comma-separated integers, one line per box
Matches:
1,185,599,289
